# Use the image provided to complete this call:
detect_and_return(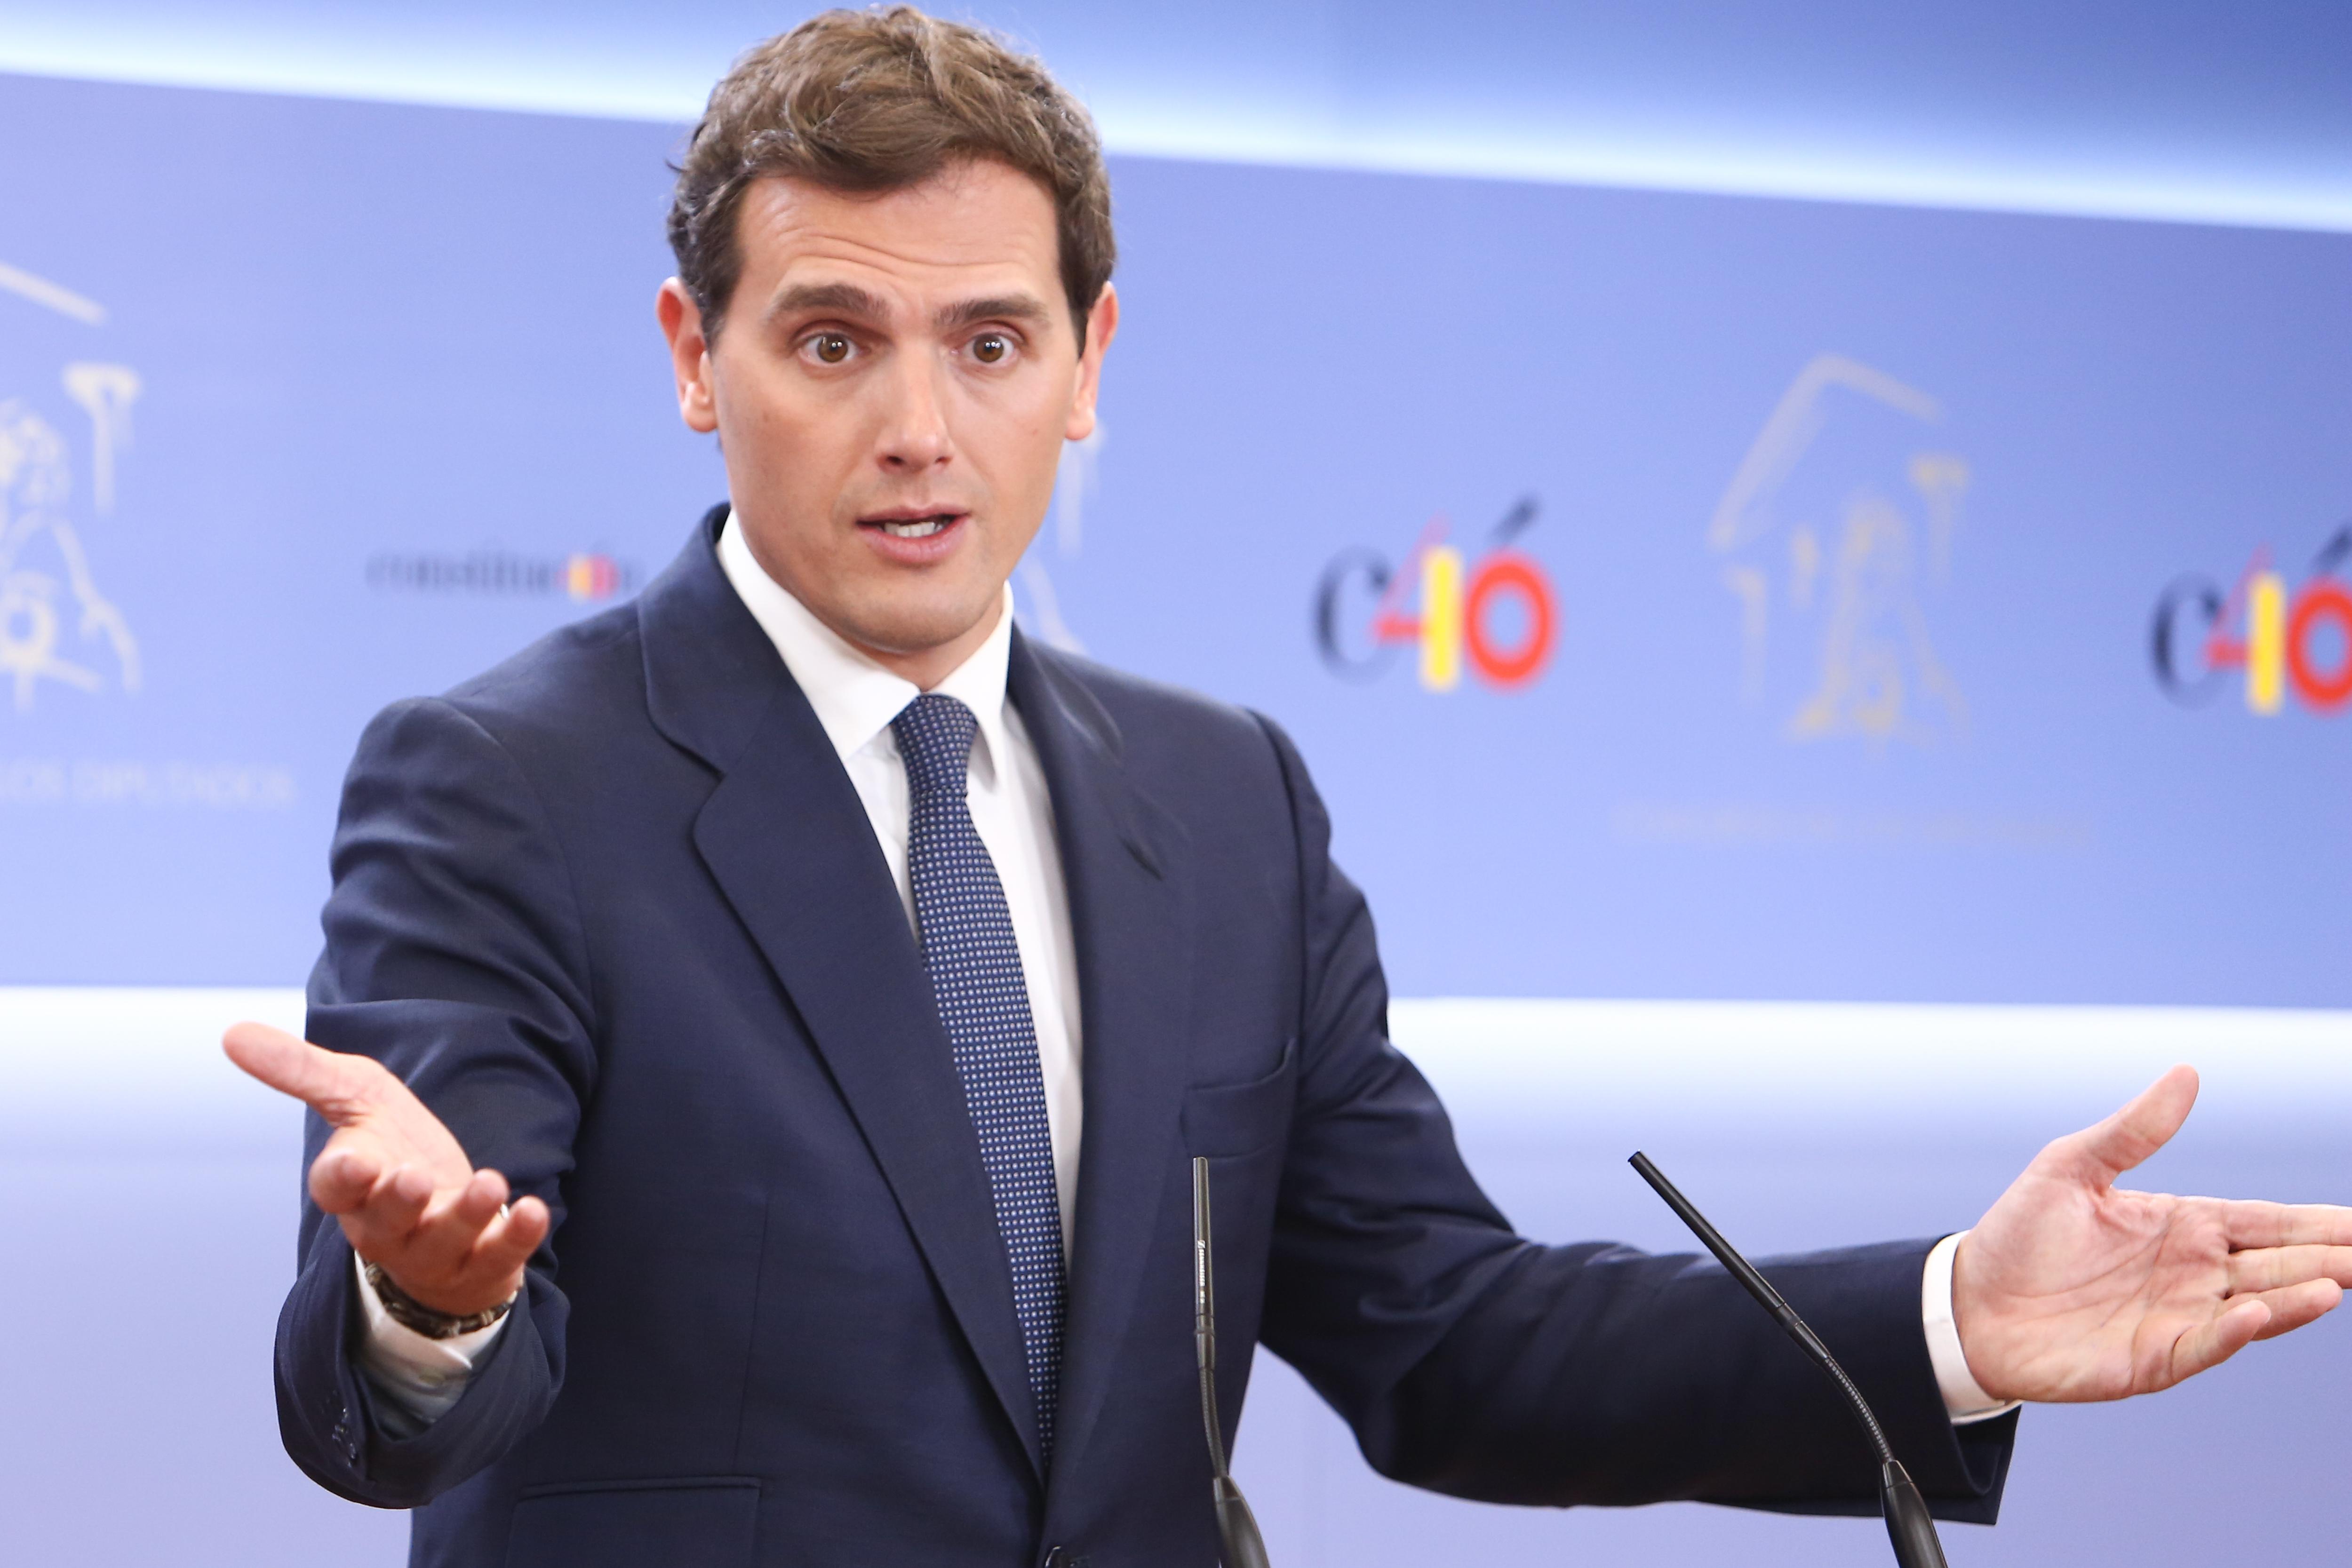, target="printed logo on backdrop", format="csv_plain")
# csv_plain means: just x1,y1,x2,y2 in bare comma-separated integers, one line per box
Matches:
0,261,293,812
0,262,140,713
2152,522,2351,716
365,548,637,601
1618,356,2086,852
1313,495,1559,692
1707,354,1970,745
